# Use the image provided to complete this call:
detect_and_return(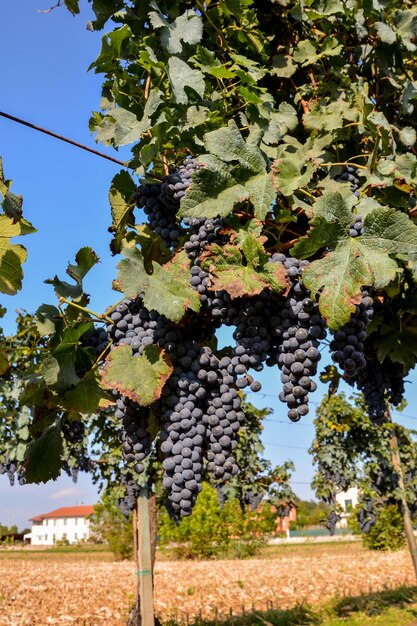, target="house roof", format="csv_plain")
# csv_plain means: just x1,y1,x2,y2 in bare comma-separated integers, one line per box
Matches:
30,505,94,522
